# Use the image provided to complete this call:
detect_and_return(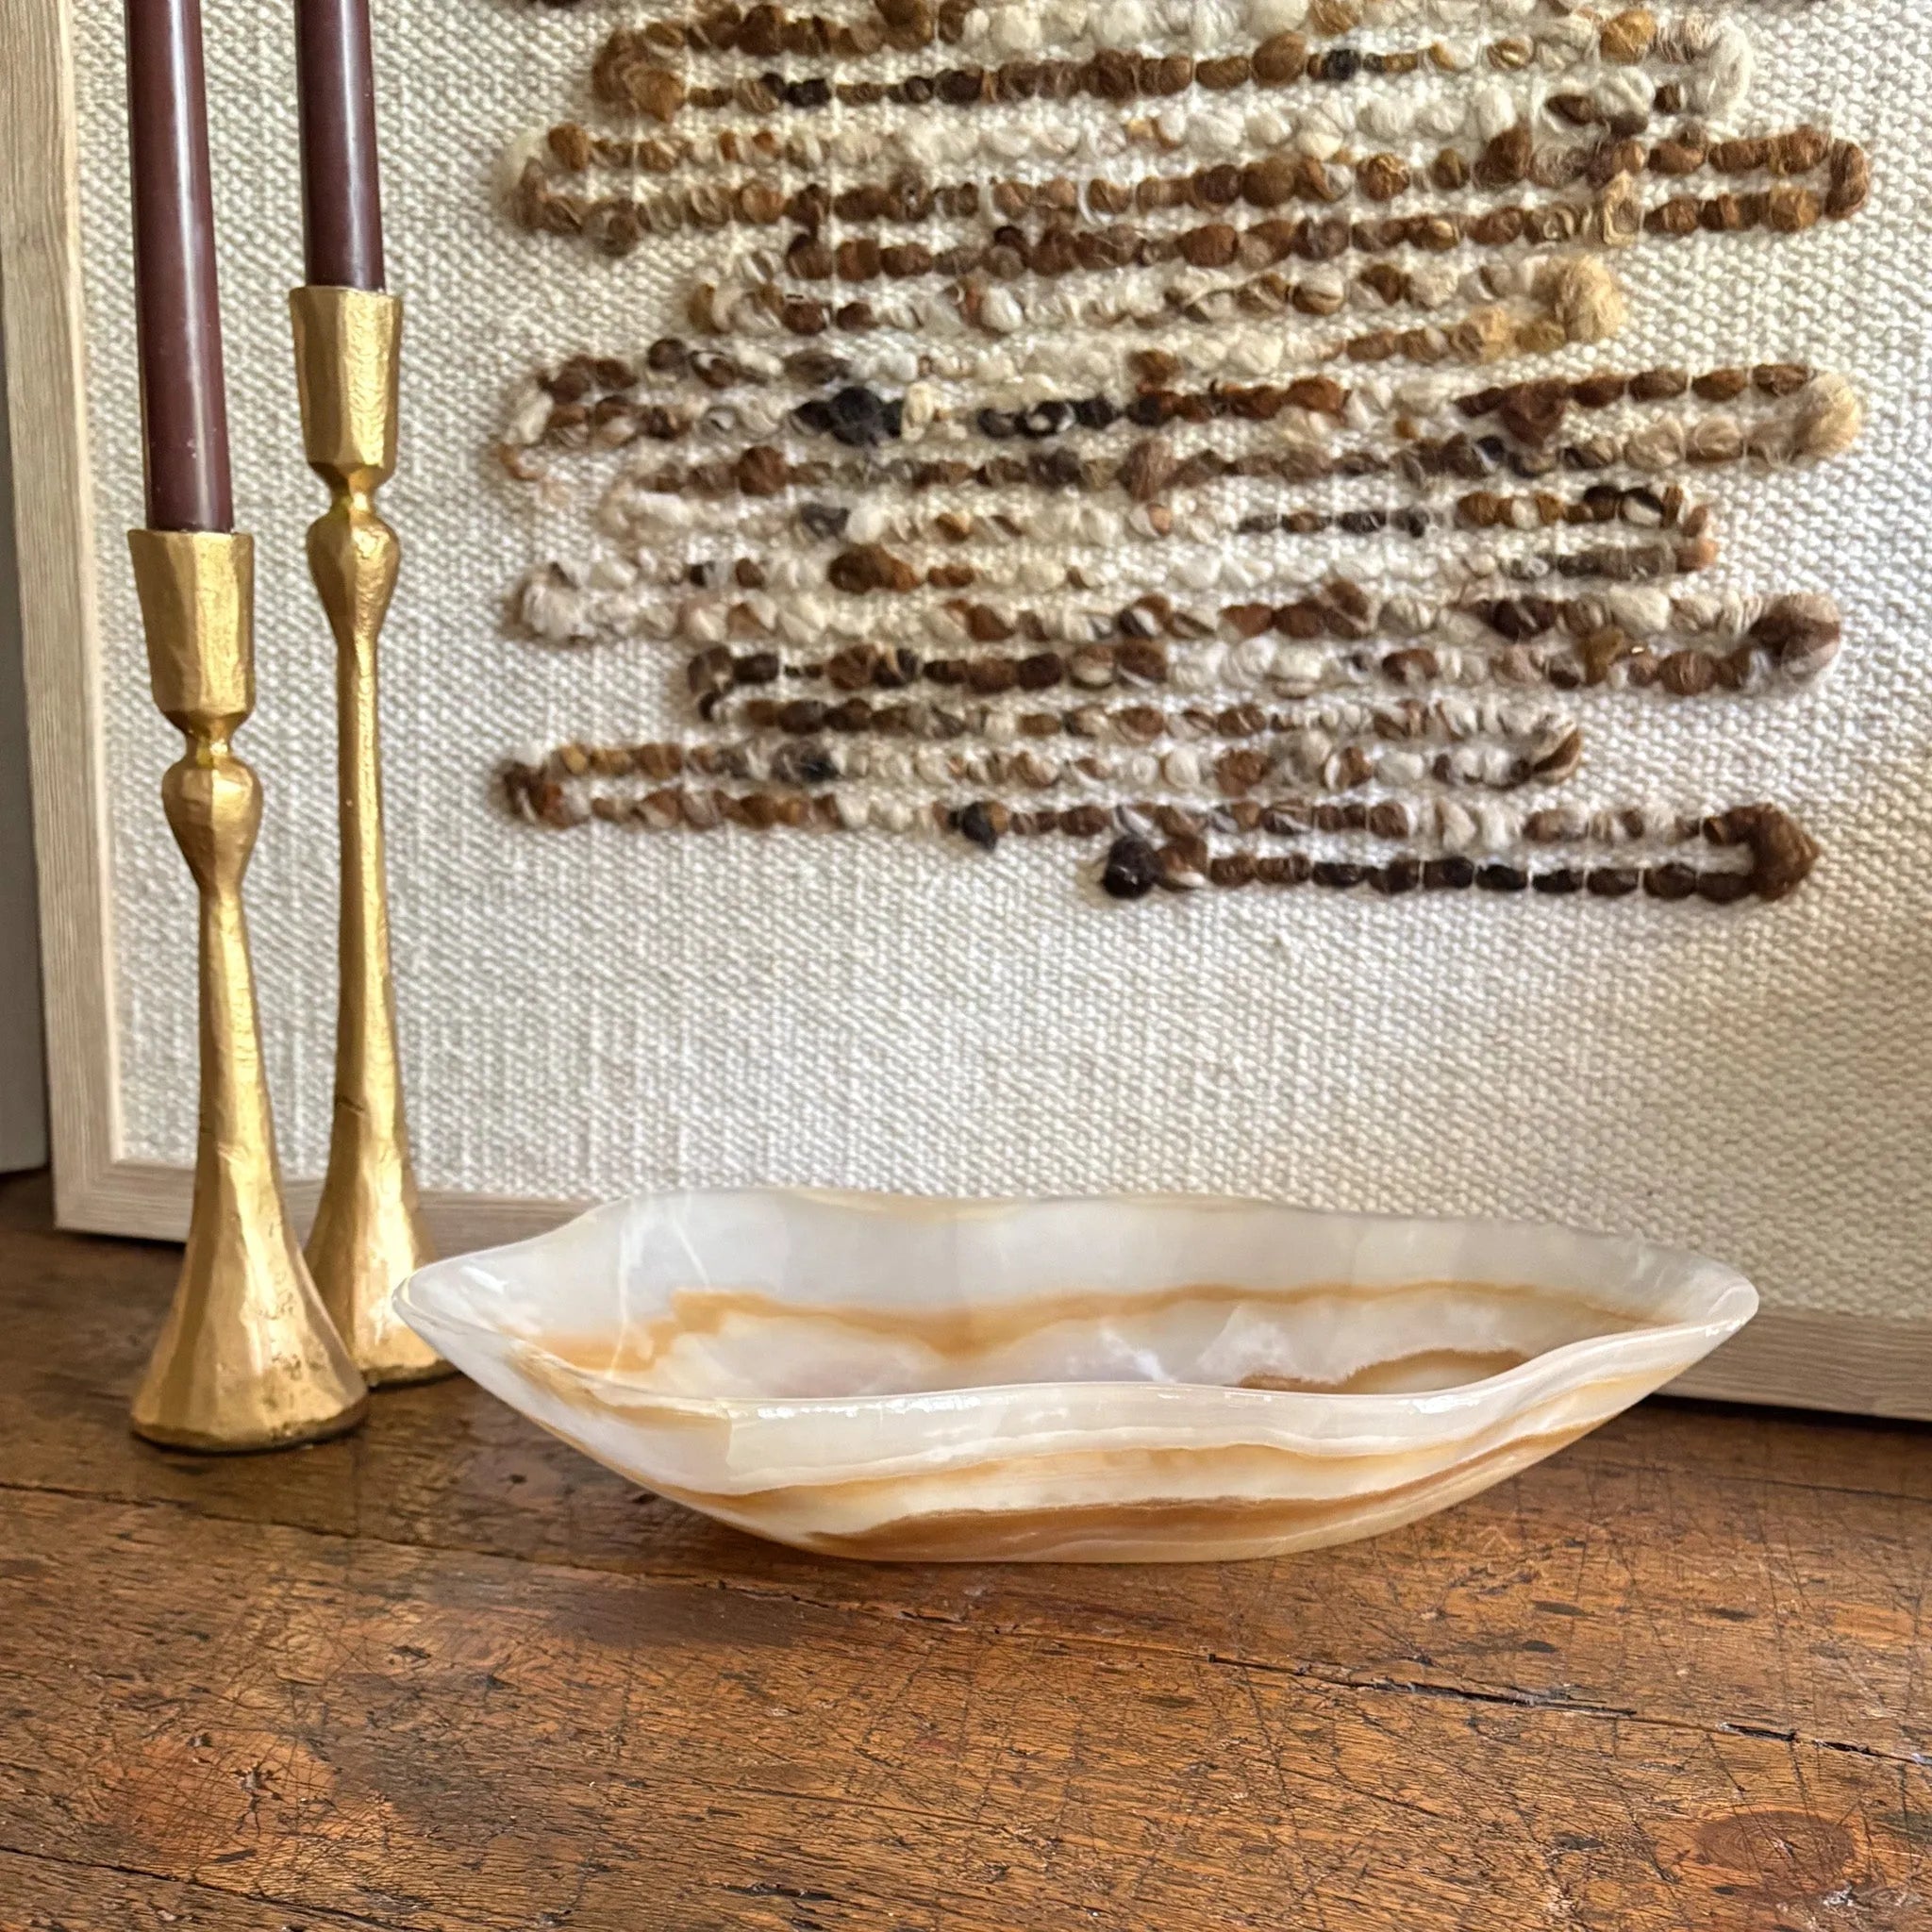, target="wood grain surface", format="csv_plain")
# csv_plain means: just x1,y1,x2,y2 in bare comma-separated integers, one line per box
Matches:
0,1171,1926,1932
